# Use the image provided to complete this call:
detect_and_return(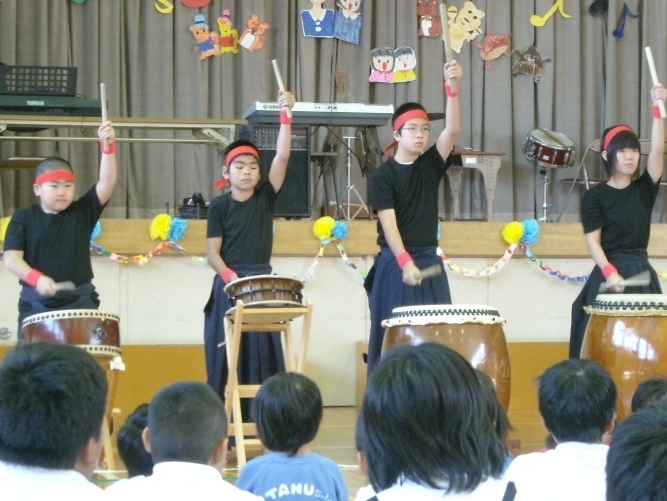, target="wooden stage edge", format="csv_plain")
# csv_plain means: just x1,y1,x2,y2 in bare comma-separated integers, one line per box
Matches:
94,219,667,258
